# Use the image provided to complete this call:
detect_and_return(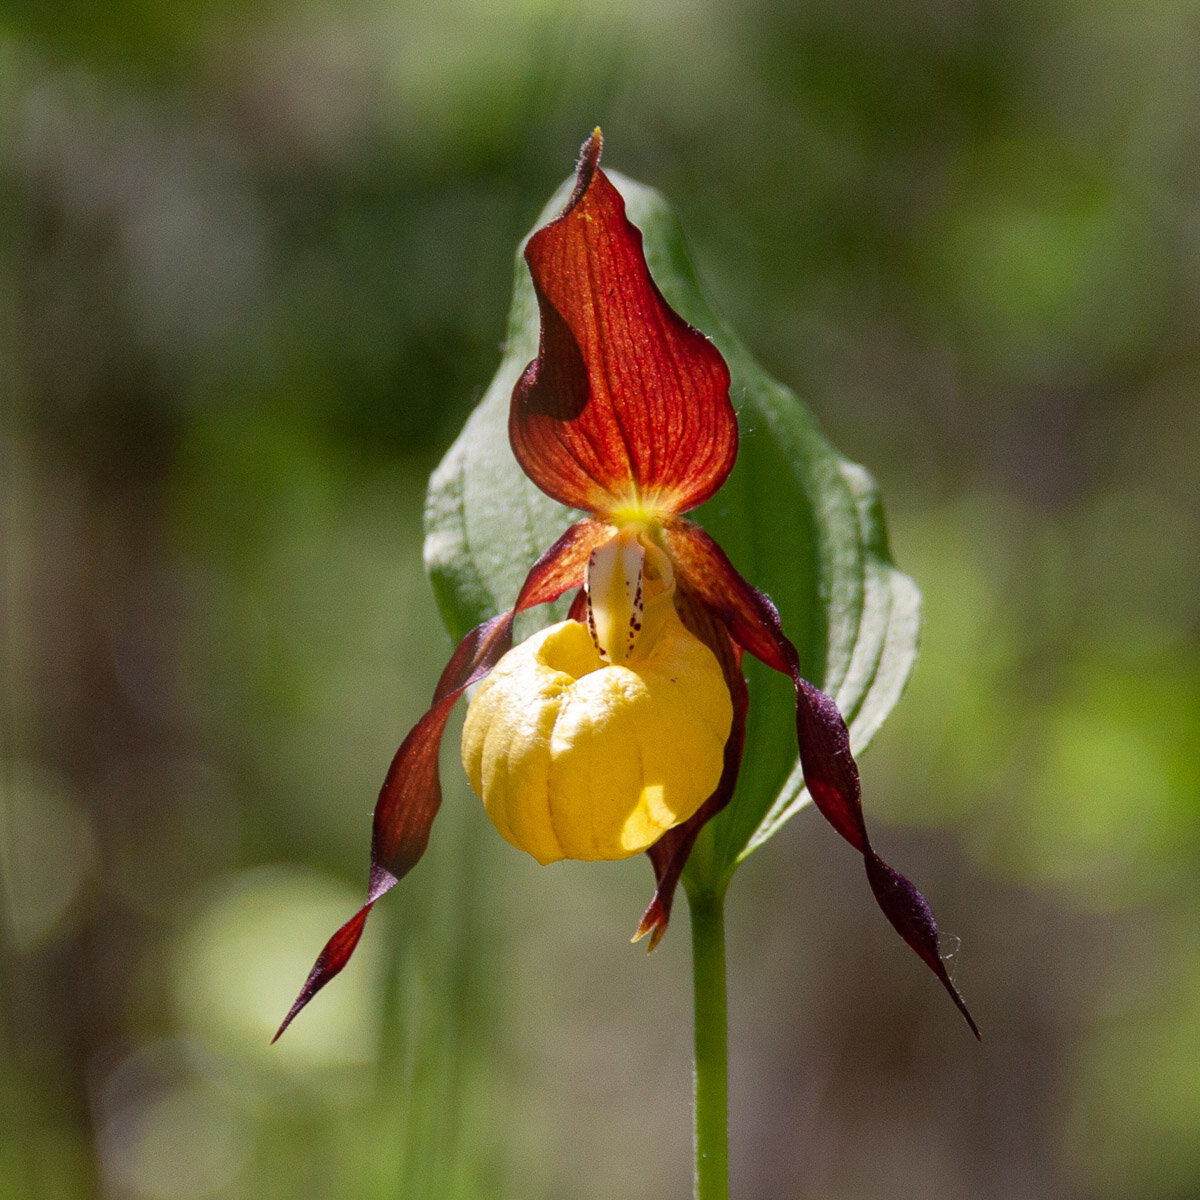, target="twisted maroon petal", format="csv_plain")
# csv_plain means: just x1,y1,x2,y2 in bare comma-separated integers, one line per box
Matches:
511,130,737,516
274,519,609,1041
664,520,980,1038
